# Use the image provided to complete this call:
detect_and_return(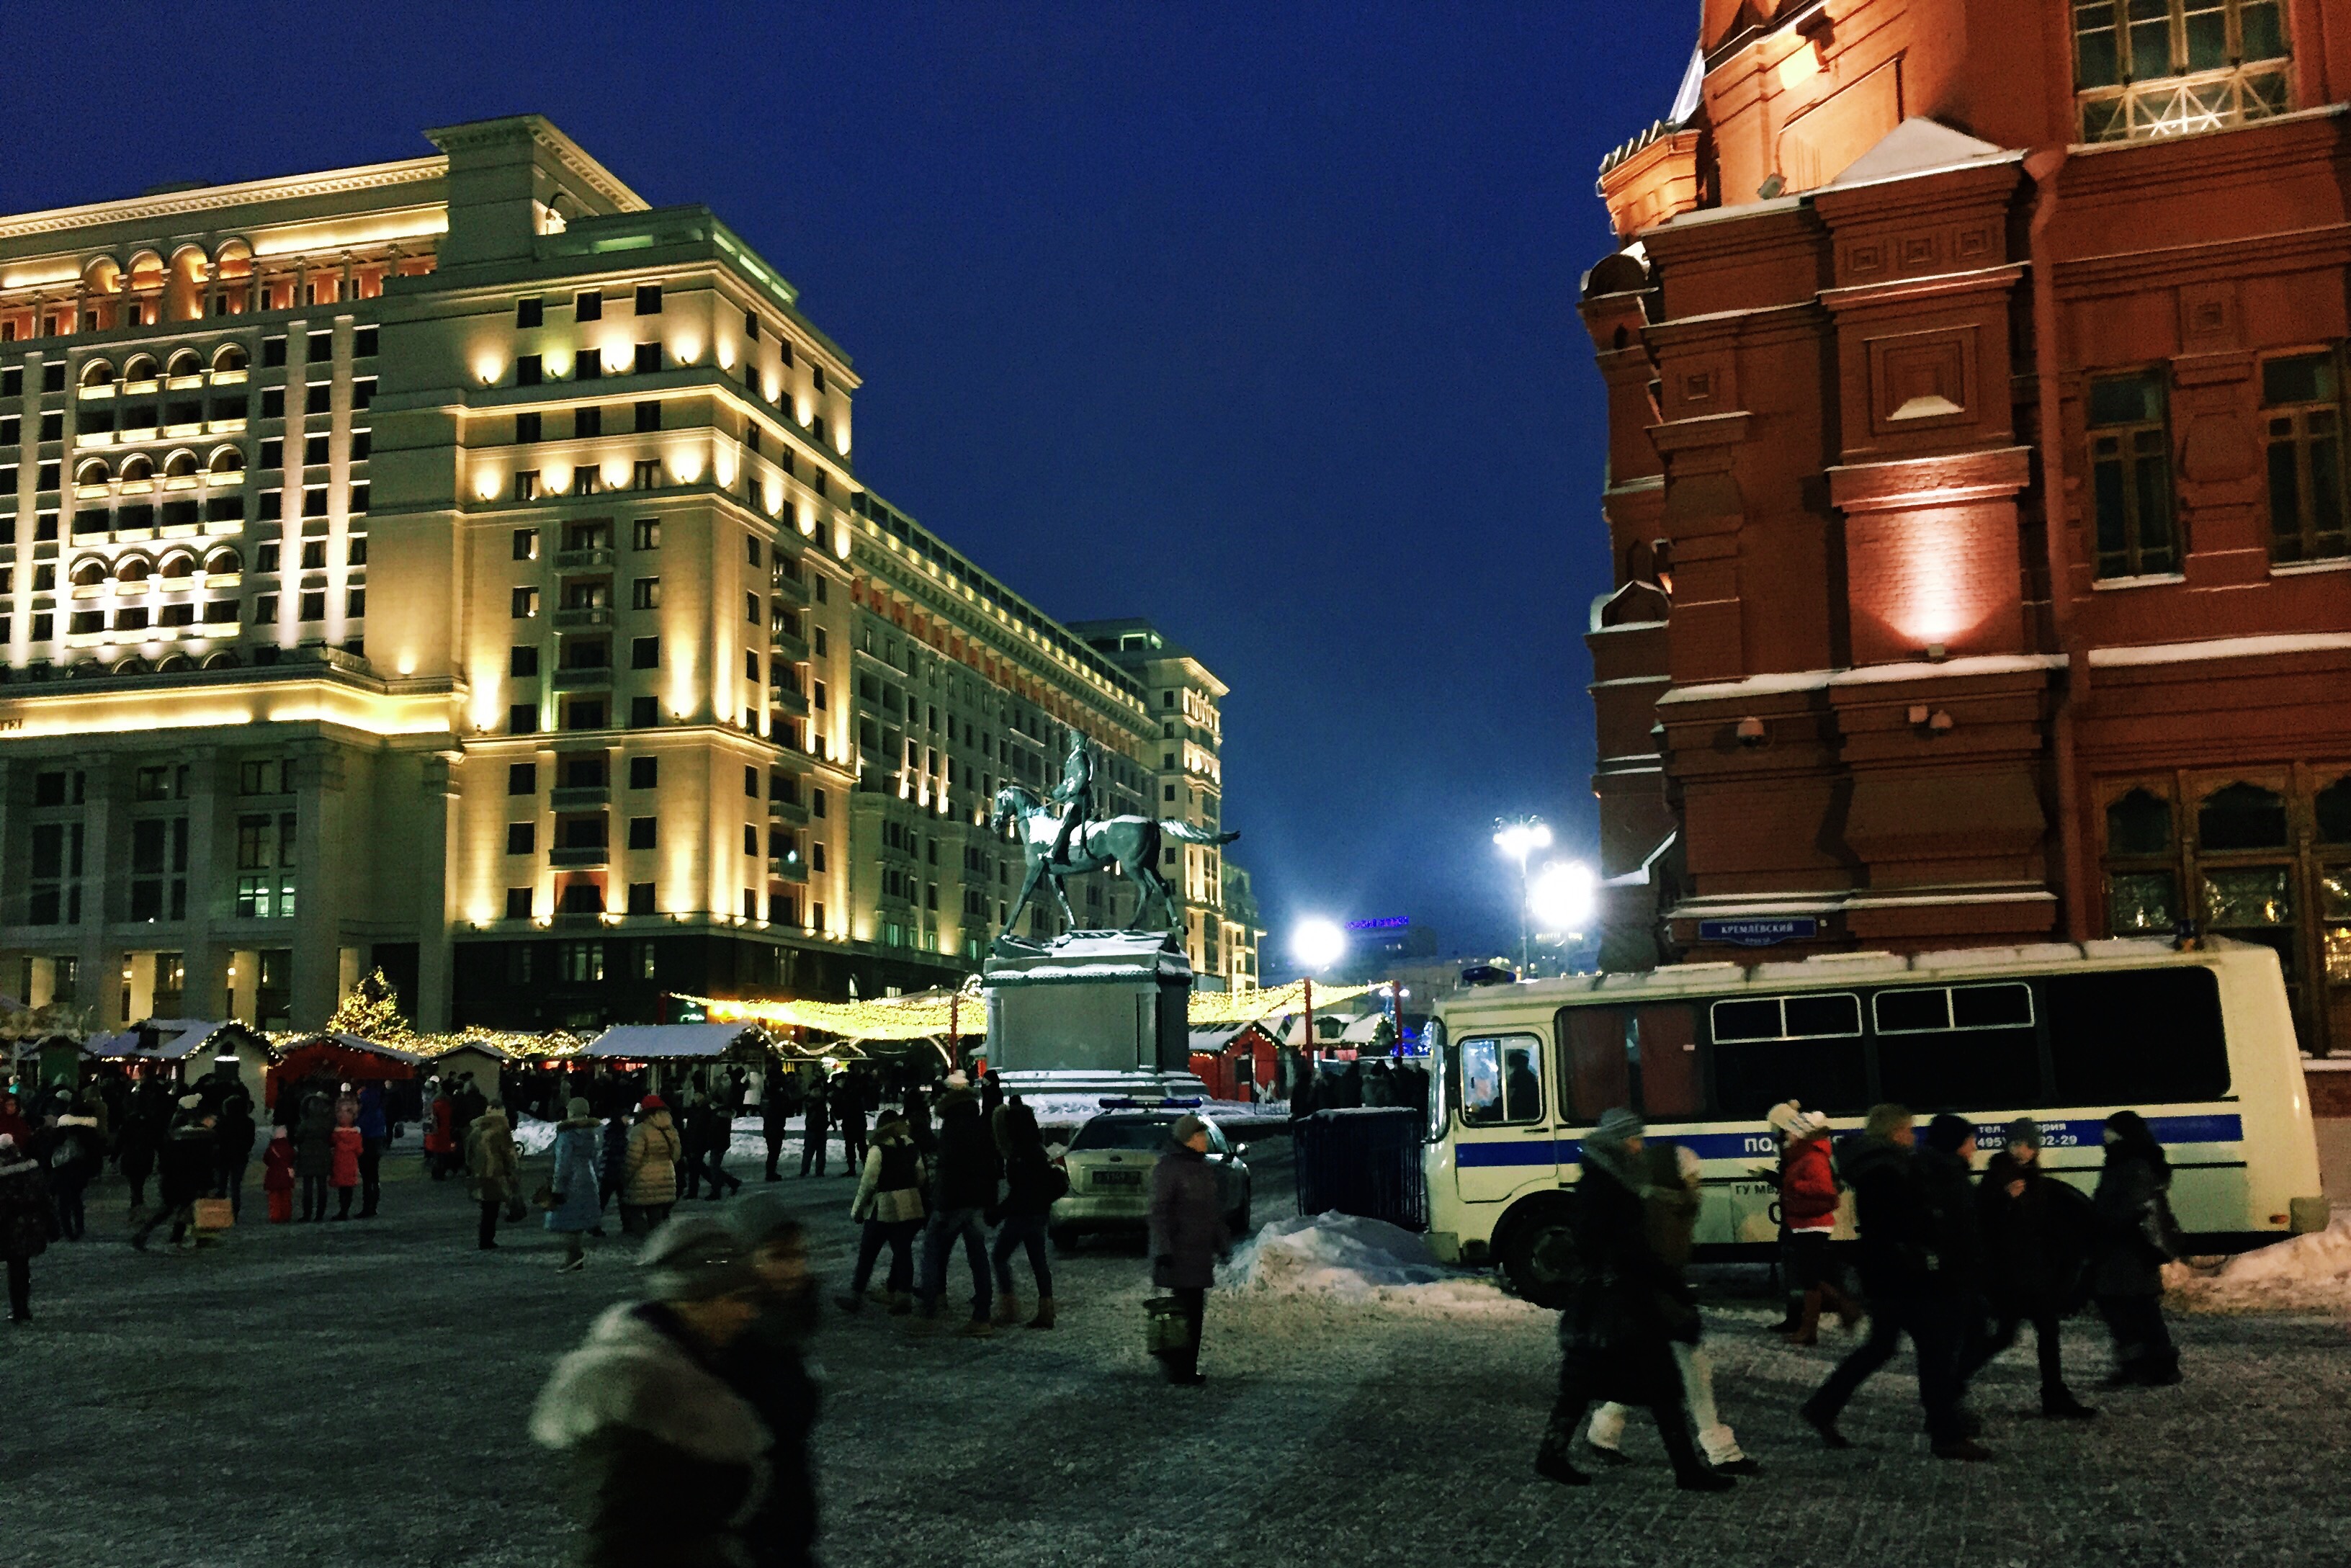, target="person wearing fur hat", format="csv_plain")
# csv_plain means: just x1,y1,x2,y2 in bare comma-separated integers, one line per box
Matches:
467,1101,521,1250
837,1110,927,1315
1773,1108,1860,1345
2091,1110,2184,1387
989,1098,1067,1330
908,1072,1000,1336
1533,1110,1732,1491
1145,1112,1230,1386
1968,1118,2097,1418
624,1096,683,1236
531,1217,775,1568
547,1098,606,1272
1799,1105,1989,1461
0,1129,59,1320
